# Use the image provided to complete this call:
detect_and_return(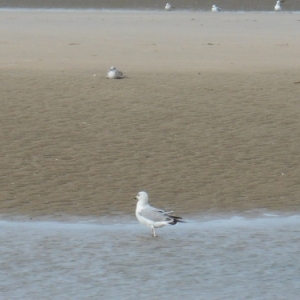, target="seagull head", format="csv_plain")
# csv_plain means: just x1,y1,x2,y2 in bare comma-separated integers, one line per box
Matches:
135,191,149,205
110,66,116,71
